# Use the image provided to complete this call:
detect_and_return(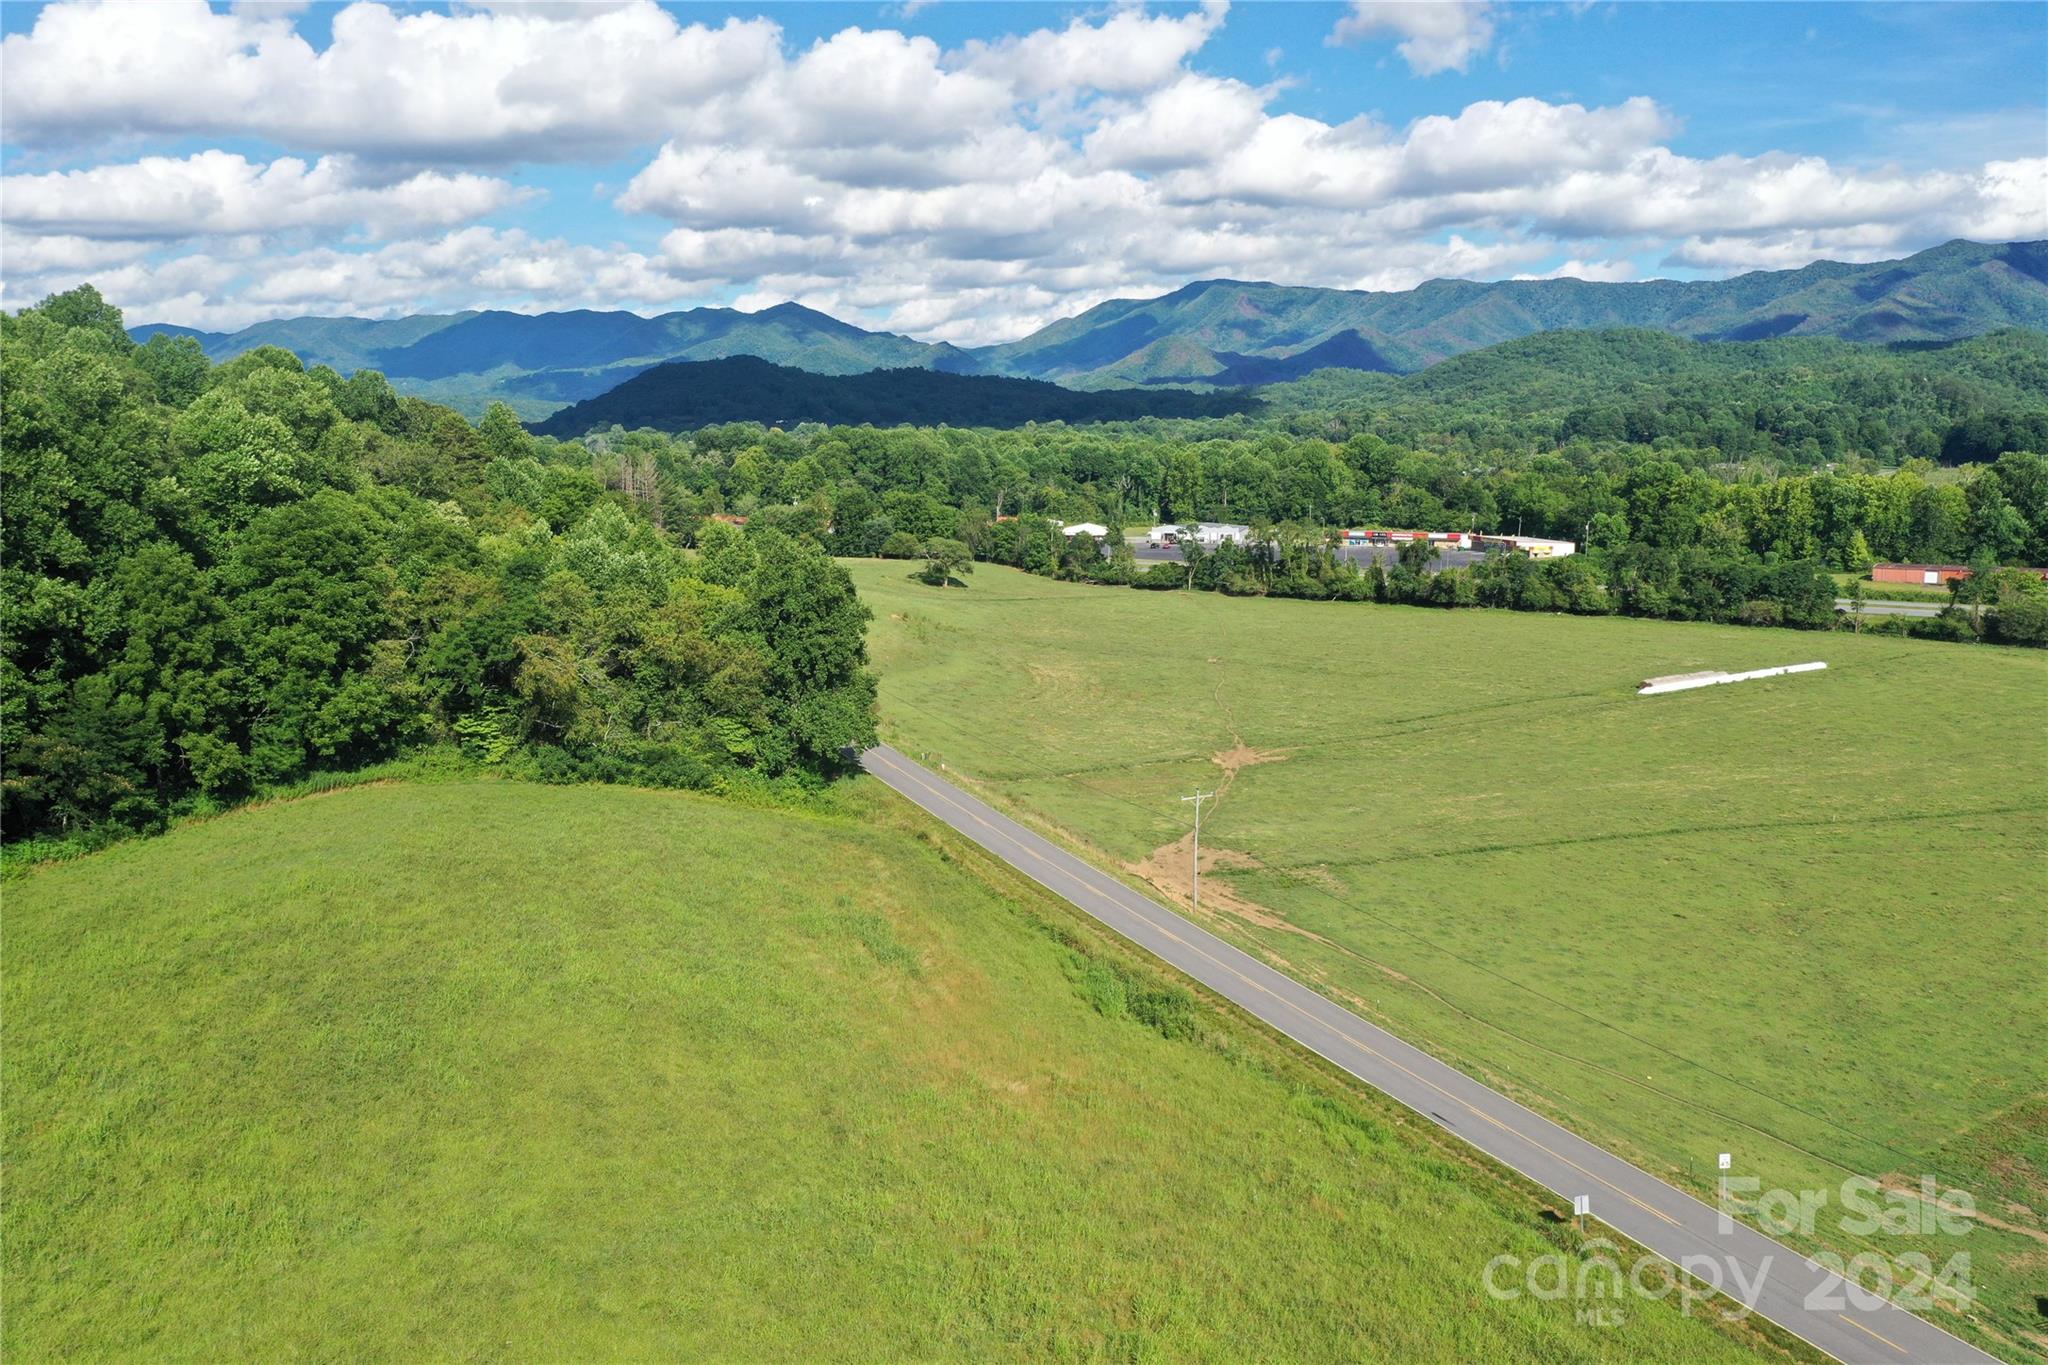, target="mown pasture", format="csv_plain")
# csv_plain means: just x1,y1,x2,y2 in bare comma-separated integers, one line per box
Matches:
4,781,1780,1361
850,558,2048,1359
